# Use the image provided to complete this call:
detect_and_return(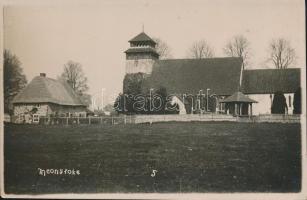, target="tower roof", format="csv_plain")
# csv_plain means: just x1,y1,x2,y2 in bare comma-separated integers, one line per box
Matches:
129,32,156,44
